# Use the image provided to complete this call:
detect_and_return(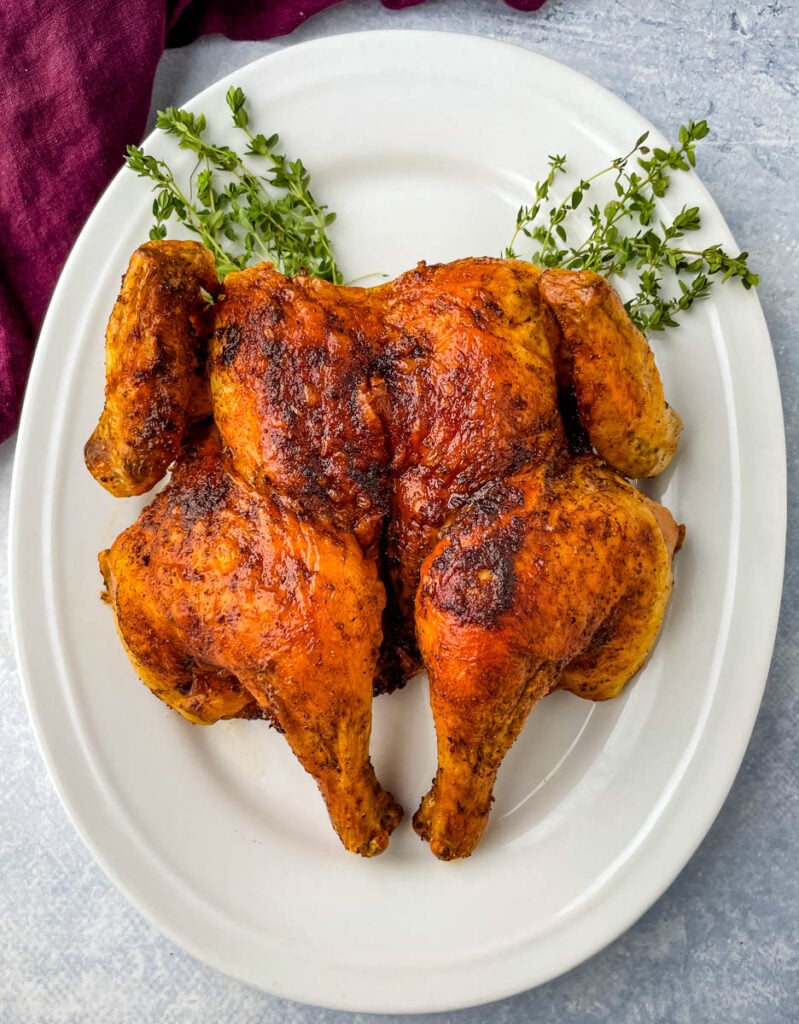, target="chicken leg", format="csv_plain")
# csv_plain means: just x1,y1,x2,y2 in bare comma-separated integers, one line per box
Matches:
101,427,402,856
413,456,677,860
